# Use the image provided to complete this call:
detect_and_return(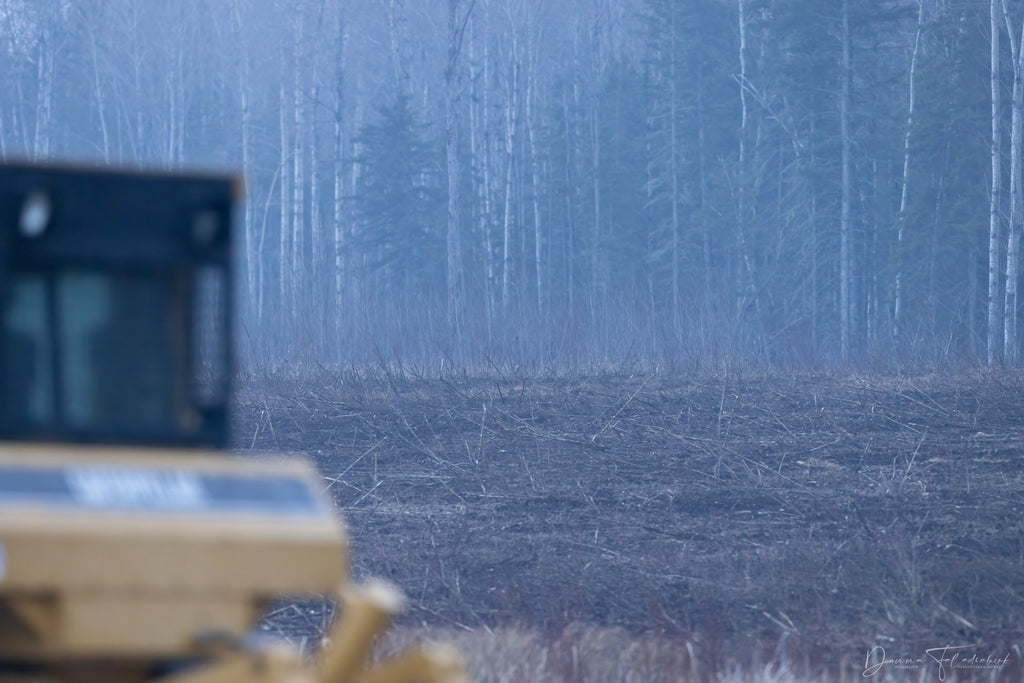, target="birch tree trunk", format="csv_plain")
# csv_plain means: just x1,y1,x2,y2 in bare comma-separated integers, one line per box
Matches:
736,0,760,334
928,140,951,337
33,21,54,160
563,86,576,321
1002,1,1024,363
87,22,110,163
894,0,924,344
669,6,681,328
839,0,852,362
470,10,496,342
232,0,260,333
445,0,474,335
168,15,186,168
590,100,601,324
696,56,711,303
387,0,406,90
810,120,819,353
310,57,322,355
525,16,545,318
501,53,519,312
989,0,1003,364
349,73,364,320
278,46,292,329
291,13,305,332
333,16,347,348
